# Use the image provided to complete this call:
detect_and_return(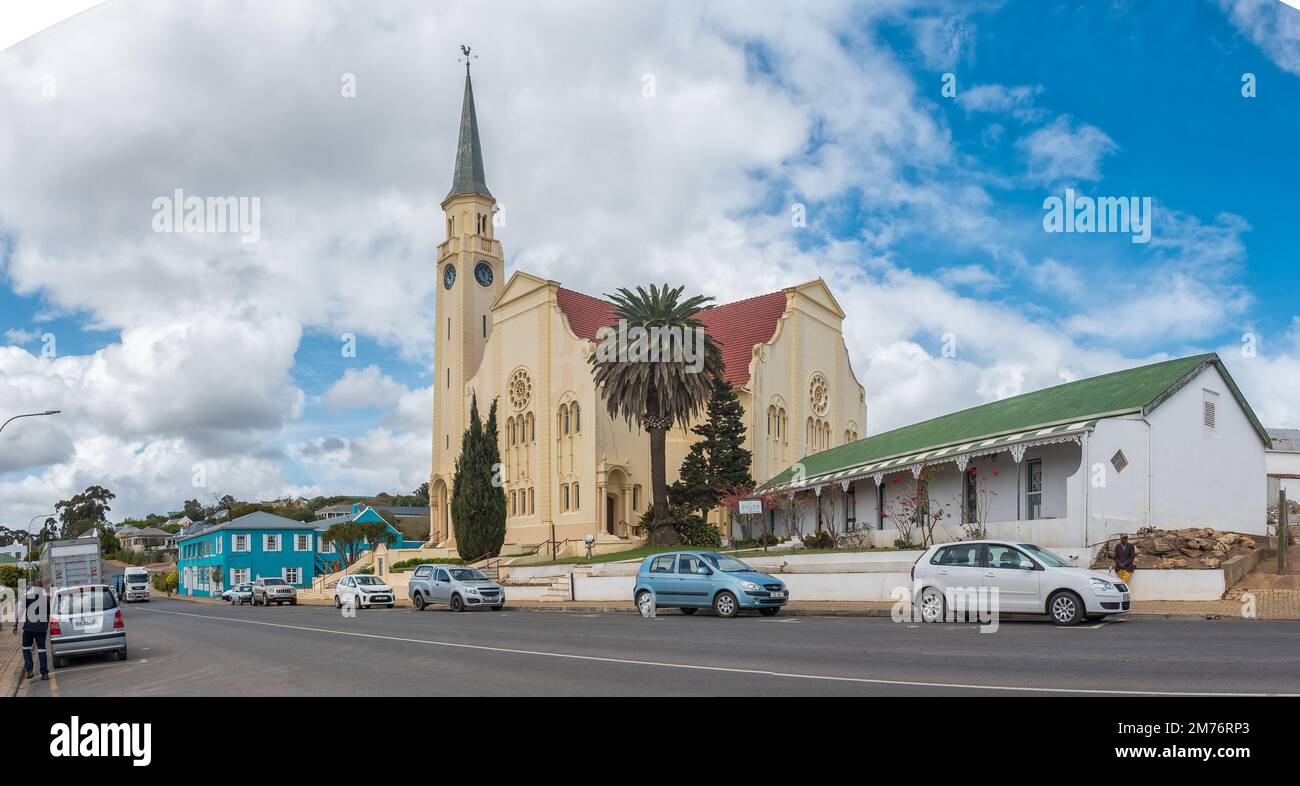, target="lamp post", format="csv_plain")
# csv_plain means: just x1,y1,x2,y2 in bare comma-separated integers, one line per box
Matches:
0,410,61,437
26,512,56,563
